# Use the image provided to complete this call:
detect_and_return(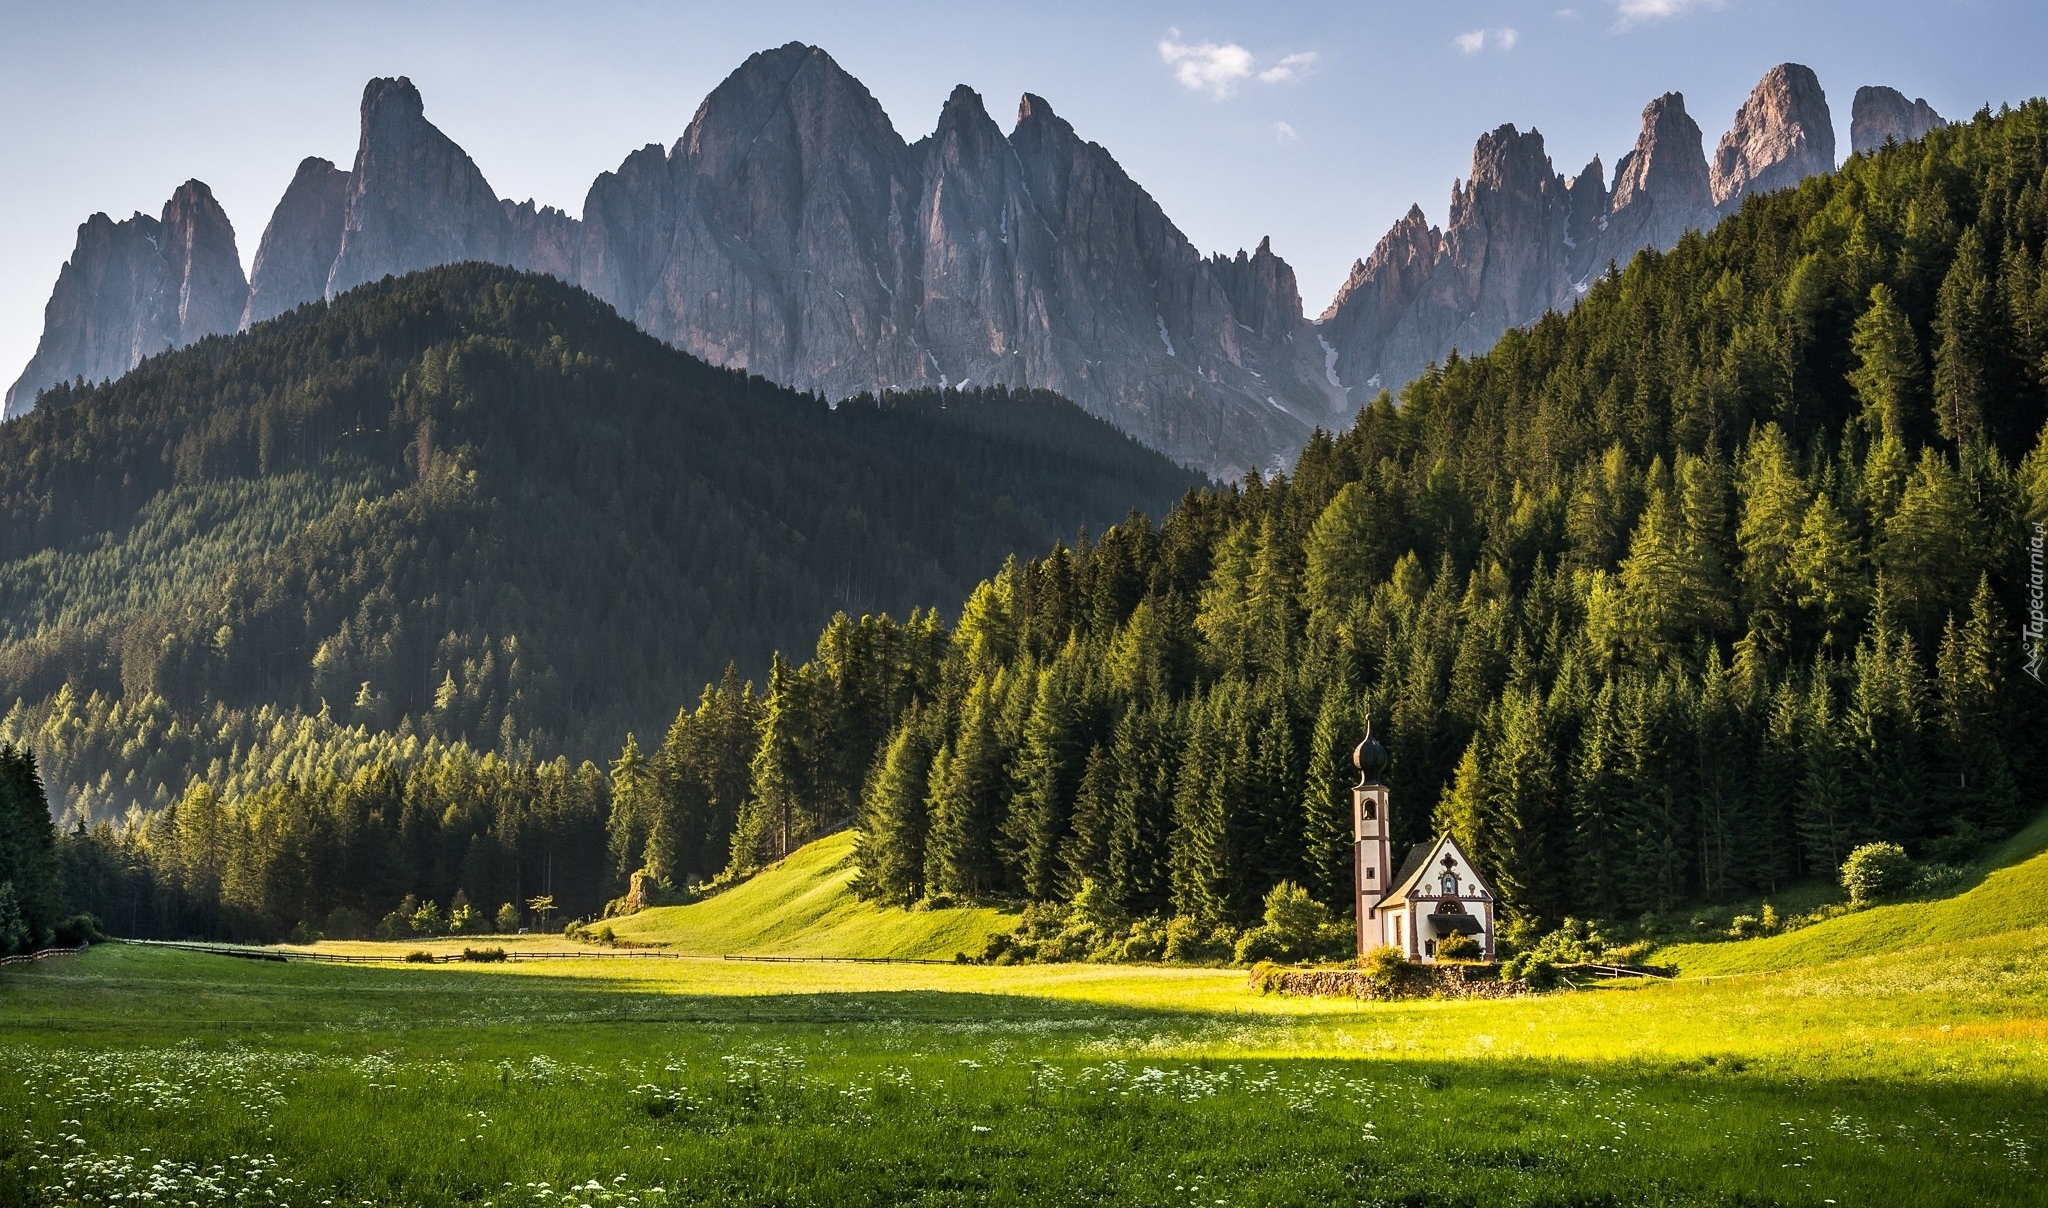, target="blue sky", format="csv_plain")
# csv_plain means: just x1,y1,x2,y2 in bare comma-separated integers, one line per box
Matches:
3,1,2042,383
